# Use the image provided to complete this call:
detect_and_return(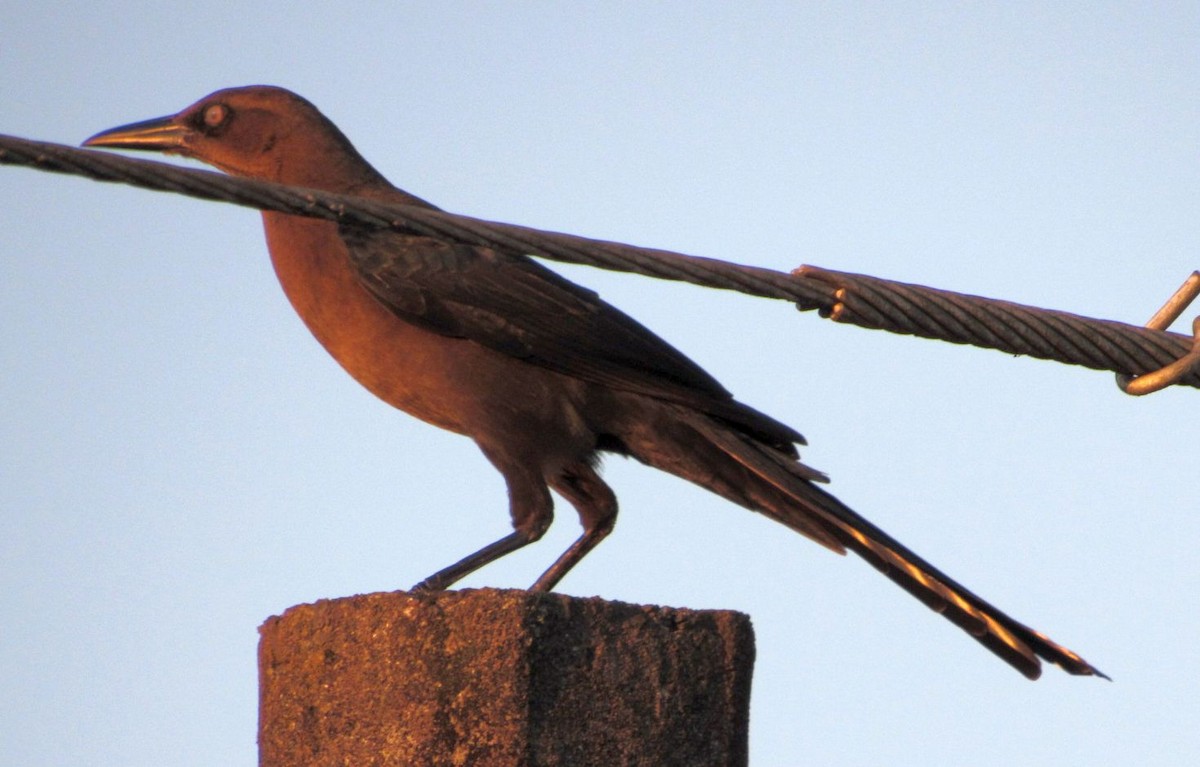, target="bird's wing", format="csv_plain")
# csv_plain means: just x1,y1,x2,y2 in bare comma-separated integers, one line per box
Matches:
340,225,805,448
